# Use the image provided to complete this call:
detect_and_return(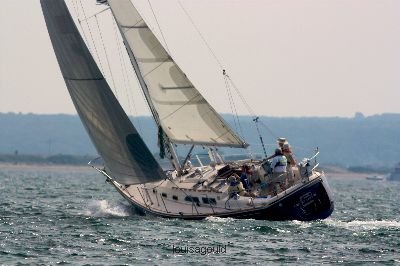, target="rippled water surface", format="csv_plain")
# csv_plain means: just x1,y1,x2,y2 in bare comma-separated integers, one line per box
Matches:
1,165,399,265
